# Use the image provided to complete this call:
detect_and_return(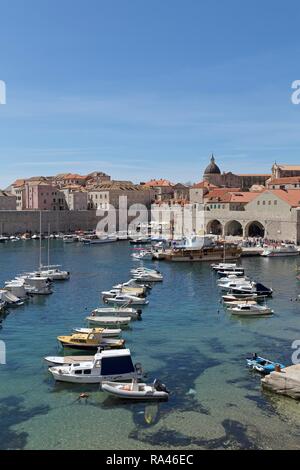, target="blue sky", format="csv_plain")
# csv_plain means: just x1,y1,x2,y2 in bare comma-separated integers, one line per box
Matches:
0,0,300,188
